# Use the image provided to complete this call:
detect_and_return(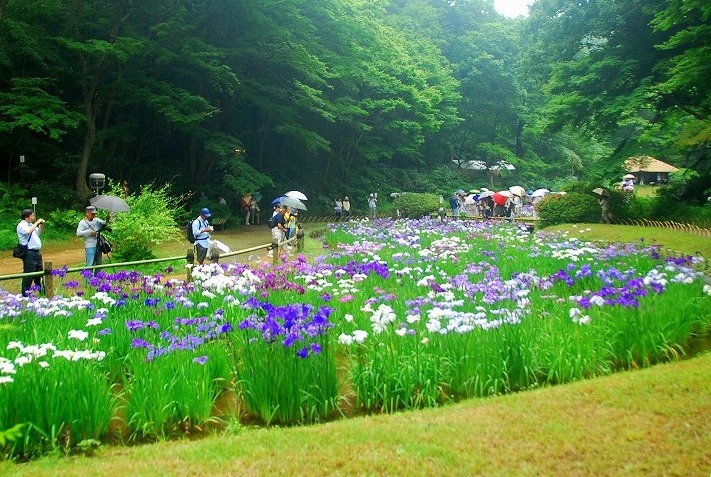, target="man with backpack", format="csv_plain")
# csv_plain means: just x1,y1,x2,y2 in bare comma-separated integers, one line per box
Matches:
191,208,213,265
